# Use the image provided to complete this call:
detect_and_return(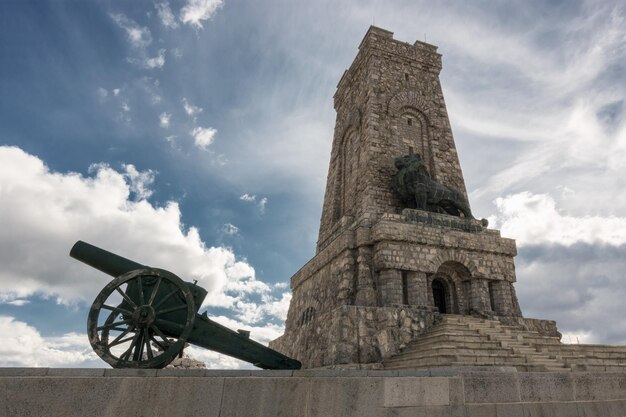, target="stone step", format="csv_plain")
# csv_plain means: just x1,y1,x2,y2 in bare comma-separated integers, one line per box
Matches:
563,357,626,366
385,315,624,372
401,329,485,344
385,357,545,371
393,346,514,360
388,351,532,366
400,338,505,353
